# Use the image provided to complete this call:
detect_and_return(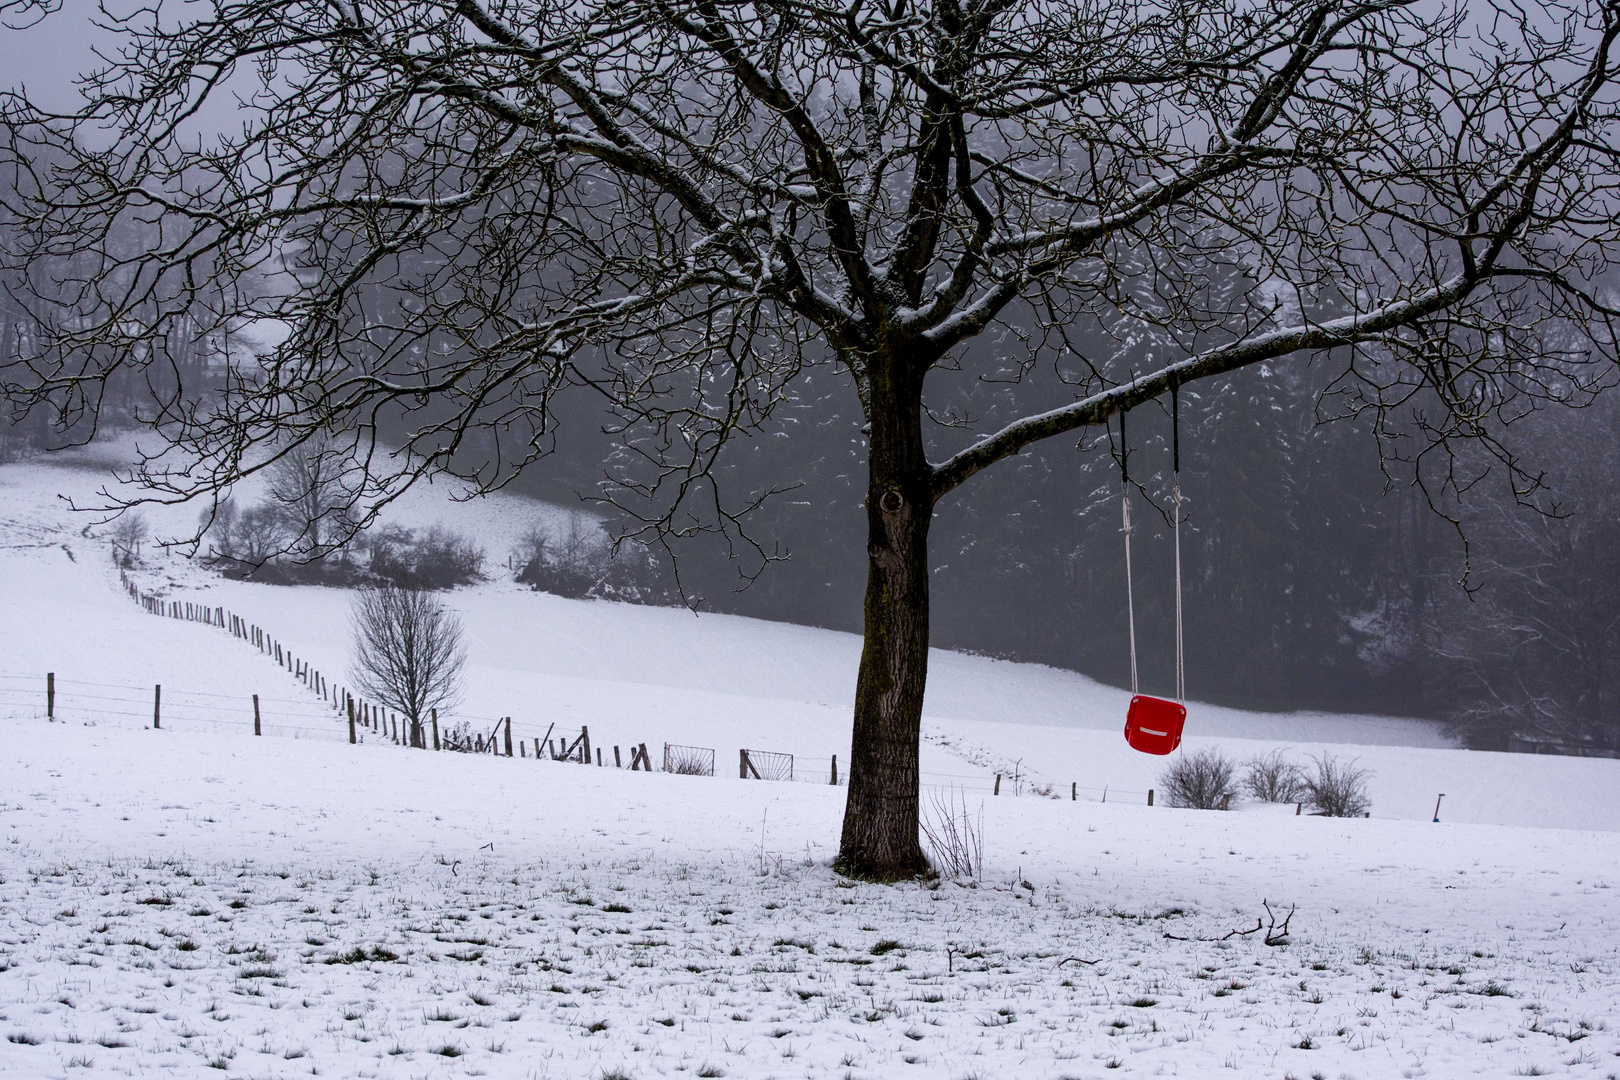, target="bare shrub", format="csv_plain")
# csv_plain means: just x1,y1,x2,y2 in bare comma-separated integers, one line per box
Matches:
511,525,549,576
349,584,467,747
516,511,608,598
201,500,293,573
408,526,485,588
1160,748,1239,810
920,787,983,881
1304,755,1373,818
1243,749,1308,803
367,525,484,589
109,514,148,563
